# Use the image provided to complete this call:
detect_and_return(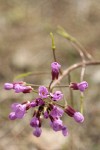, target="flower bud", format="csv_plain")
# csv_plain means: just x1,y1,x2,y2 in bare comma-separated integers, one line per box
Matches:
4,83,13,90
70,81,88,92
73,112,84,123
51,62,61,80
